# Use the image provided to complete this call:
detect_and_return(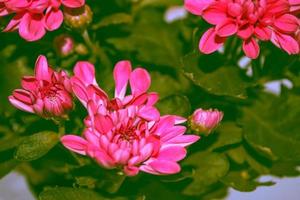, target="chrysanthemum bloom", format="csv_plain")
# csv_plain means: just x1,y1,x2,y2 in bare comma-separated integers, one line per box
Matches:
0,0,85,41
189,108,223,136
9,55,73,118
61,61,199,176
184,0,300,59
